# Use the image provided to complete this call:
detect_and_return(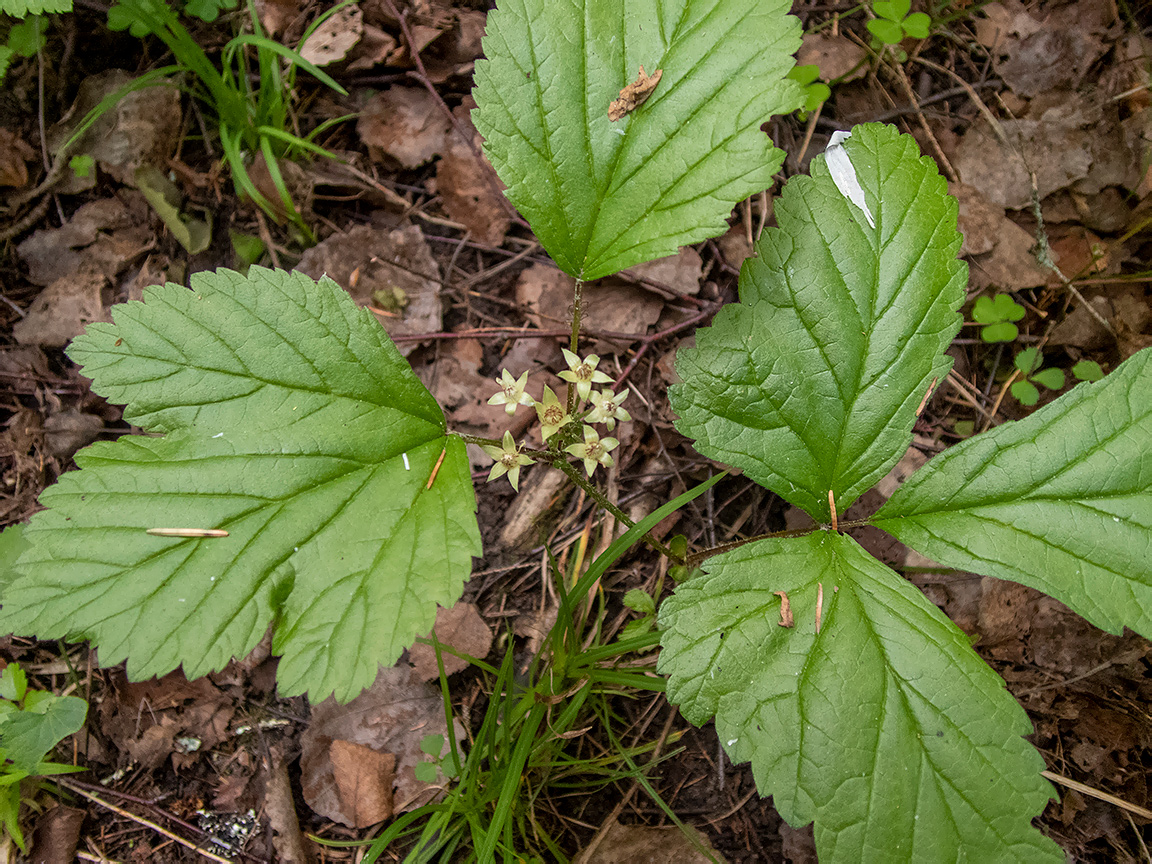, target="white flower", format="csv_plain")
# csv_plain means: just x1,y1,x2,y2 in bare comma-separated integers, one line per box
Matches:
487,369,535,416
480,431,533,491
558,348,612,402
534,385,571,440
565,425,619,477
586,388,631,431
